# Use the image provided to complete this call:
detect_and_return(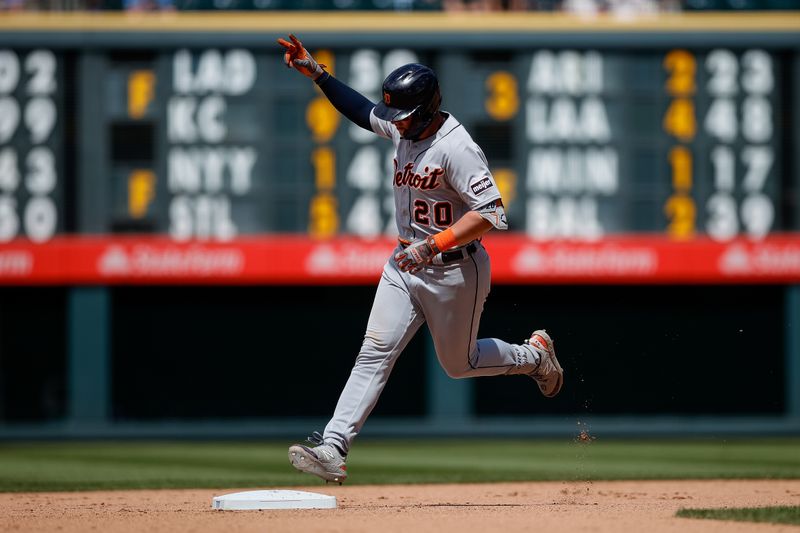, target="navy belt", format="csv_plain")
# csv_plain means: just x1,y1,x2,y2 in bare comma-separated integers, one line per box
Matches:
440,242,478,264
399,239,478,265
